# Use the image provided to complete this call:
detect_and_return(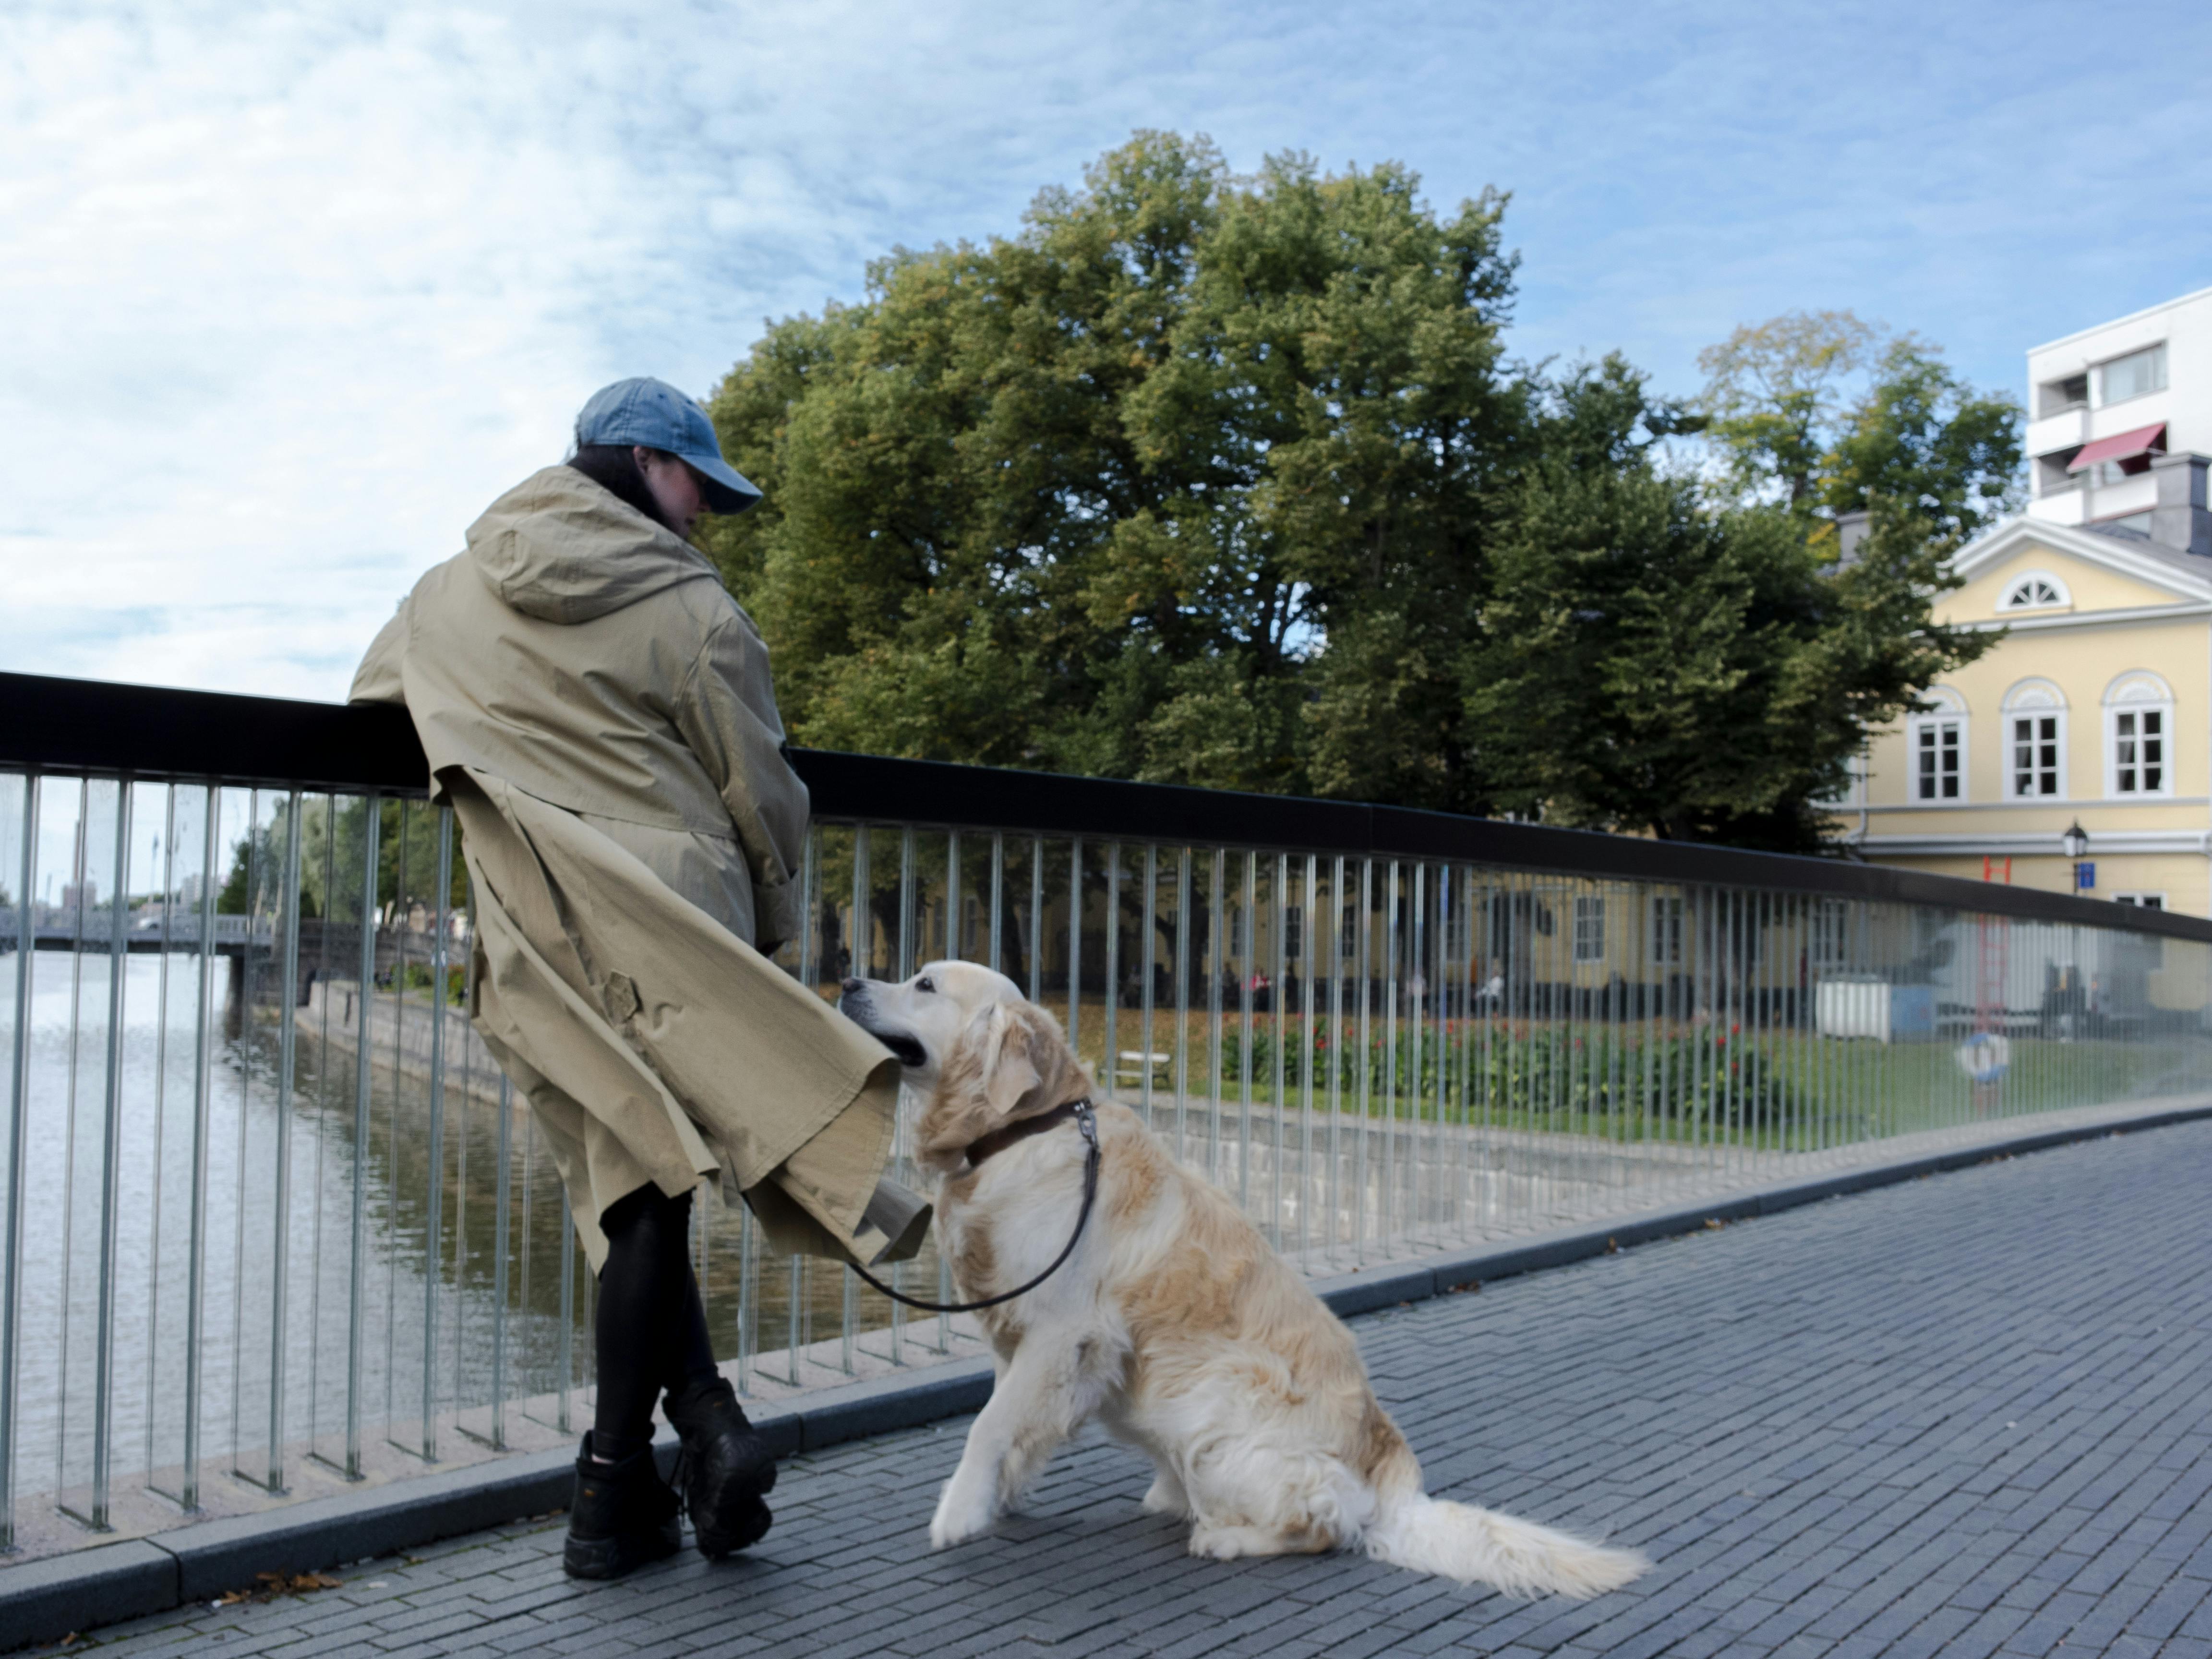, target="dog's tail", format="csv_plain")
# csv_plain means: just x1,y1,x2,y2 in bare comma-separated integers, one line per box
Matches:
1364,1492,1647,1599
